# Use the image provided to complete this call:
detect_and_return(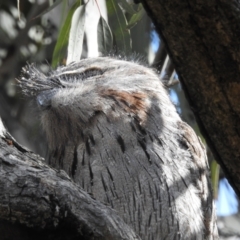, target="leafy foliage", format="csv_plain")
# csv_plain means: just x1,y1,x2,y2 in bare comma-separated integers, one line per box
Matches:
51,0,146,65
66,4,86,64
52,0,82,68
97,16,113,54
